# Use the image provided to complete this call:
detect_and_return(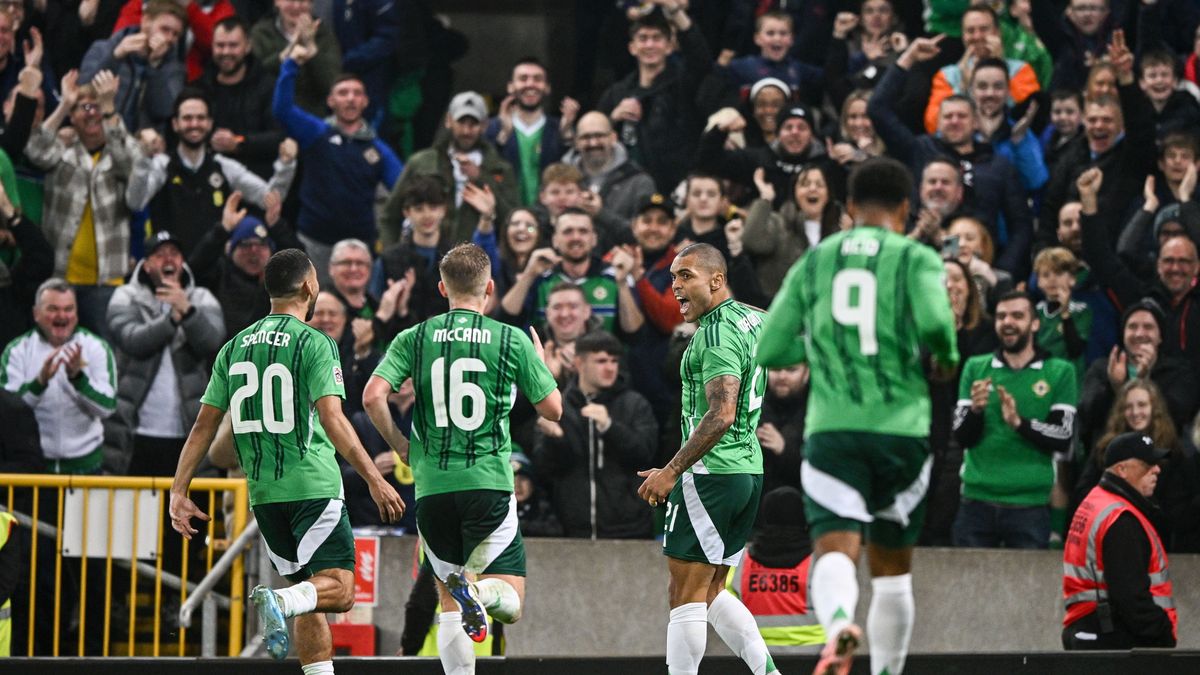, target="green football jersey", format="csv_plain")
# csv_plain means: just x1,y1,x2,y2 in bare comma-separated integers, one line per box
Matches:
373,309,558,500
679,298,767,475
201,314,345,507
758,226,960,438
